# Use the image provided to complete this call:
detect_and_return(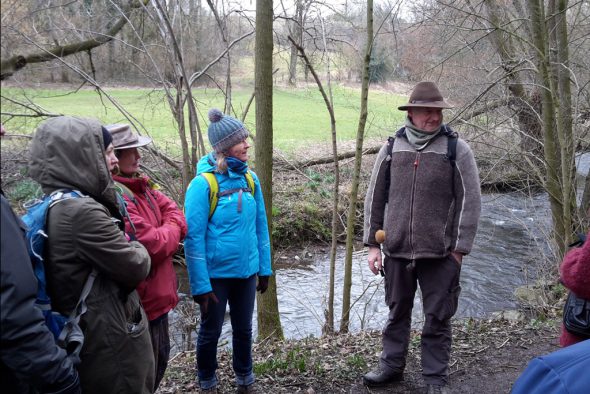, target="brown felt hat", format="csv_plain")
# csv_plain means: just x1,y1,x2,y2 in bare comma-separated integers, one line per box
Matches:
398,81,453,111
106,123,152,150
